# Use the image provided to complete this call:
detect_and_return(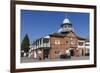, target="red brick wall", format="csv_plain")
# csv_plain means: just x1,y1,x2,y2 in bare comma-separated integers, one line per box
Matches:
48,32,83,59
49,36,66,59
